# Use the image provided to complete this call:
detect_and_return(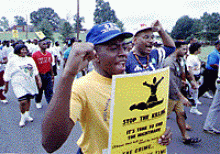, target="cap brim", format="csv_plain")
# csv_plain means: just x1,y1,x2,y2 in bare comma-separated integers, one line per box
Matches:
96,32,133,45
134,27,152,37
